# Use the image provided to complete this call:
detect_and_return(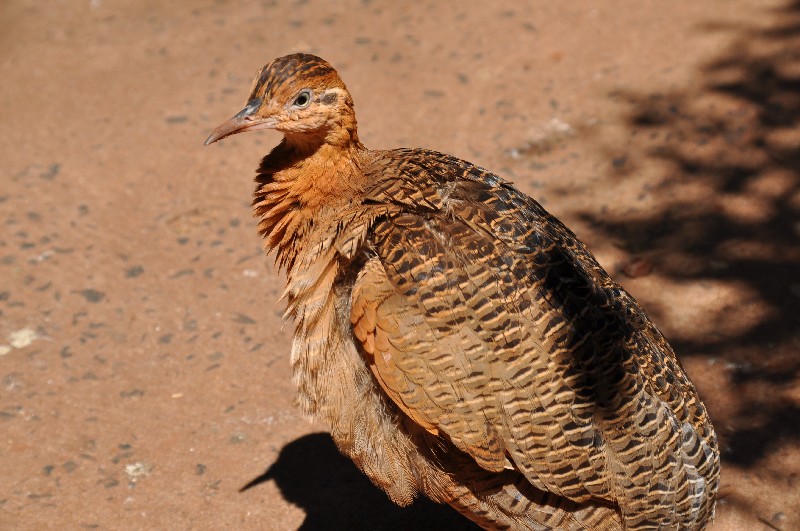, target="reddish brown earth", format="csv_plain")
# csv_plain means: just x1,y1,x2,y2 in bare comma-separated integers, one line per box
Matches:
2,1,799,529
